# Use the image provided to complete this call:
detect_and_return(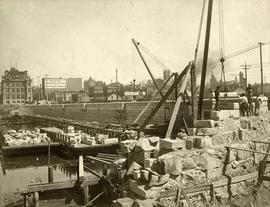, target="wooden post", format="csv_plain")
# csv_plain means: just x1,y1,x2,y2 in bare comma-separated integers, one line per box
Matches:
83,185,89,205
33,192,39,207
23,195,29,207
198,0,214,120
210,184,215,206
48,166,54,183
78,155,84,181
